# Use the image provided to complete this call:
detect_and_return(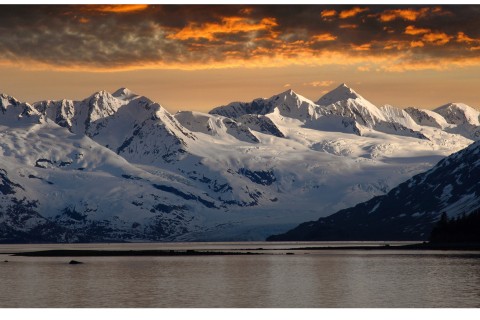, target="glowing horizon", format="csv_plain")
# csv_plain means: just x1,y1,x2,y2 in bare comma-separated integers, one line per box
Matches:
1,4,479,112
